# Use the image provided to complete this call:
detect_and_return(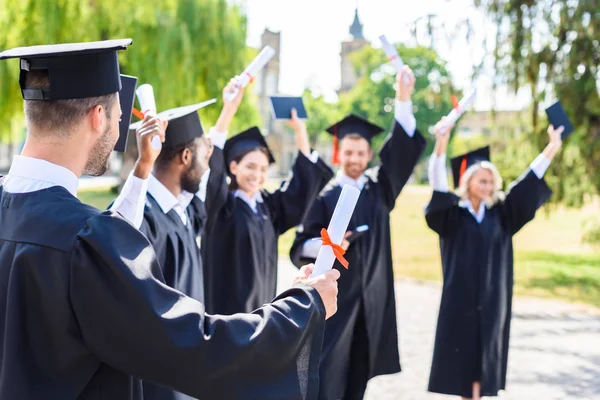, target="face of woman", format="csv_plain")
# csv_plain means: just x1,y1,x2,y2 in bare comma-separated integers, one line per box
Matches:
468,168,495,202
229,150,270,196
